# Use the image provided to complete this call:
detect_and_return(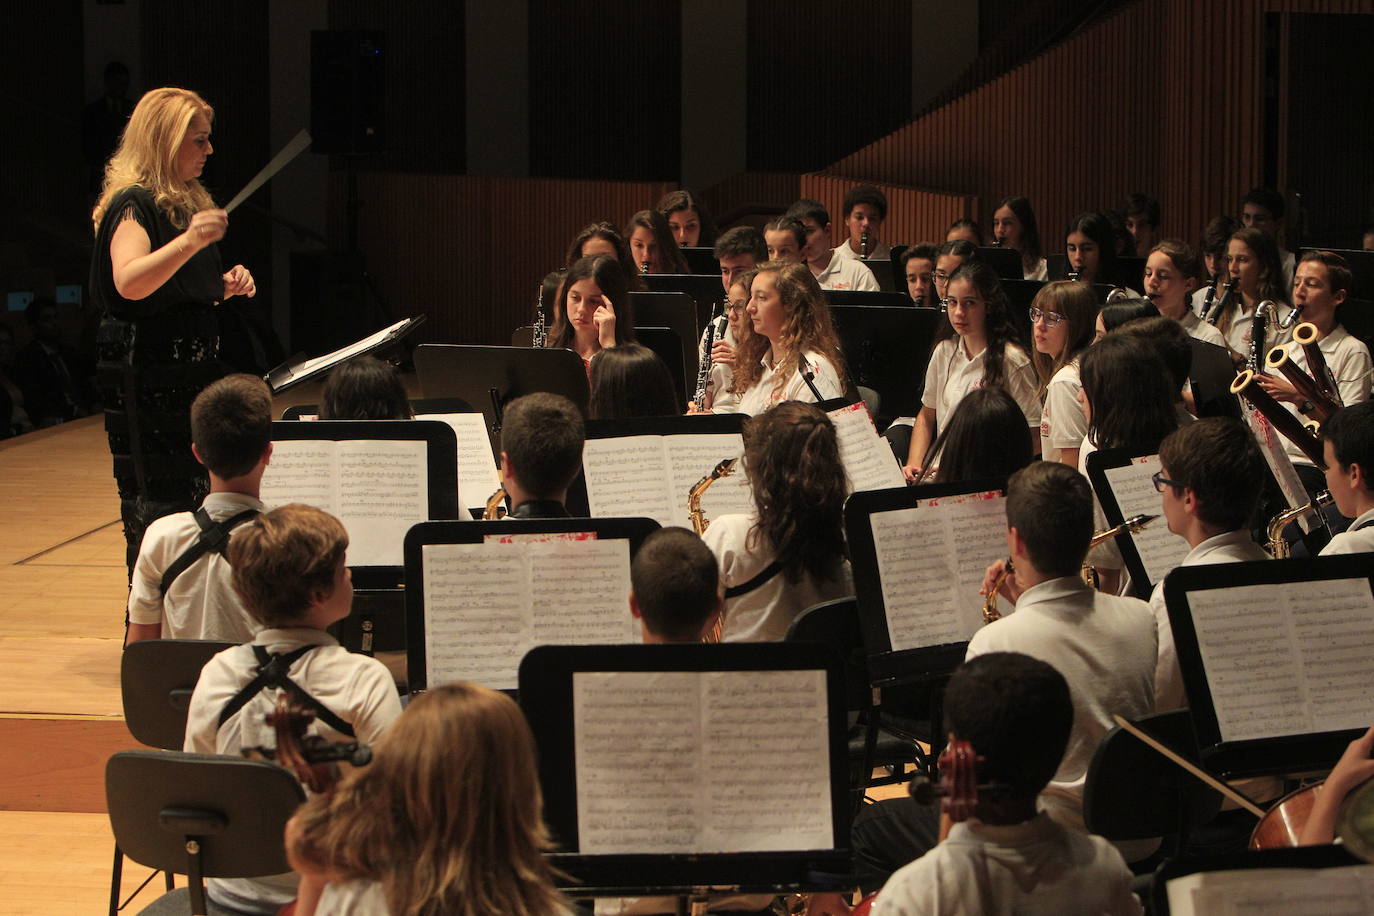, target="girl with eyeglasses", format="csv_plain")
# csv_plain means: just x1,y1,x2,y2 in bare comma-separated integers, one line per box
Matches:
1029,281,1099,467
694,269,756,414
903,261,1040,482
